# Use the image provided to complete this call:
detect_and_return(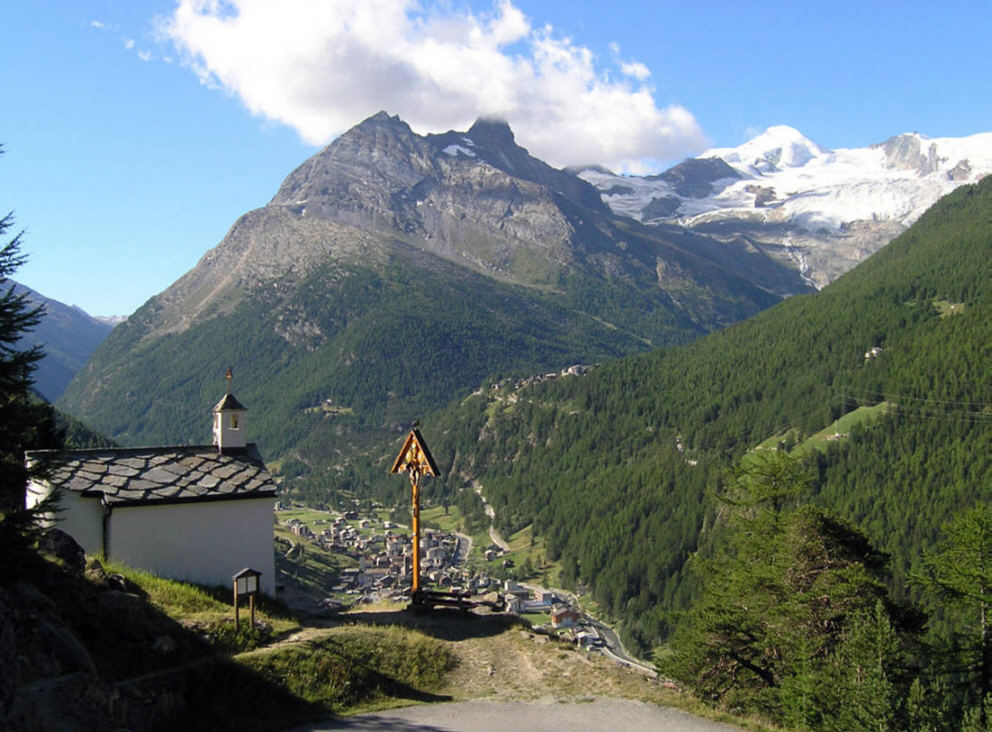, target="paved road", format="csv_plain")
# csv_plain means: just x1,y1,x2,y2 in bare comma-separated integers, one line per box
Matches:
473,482,510,552
453,532,472,565
289,698,739,731
487,524,510,552
518,581,654,674
589,619,655,675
